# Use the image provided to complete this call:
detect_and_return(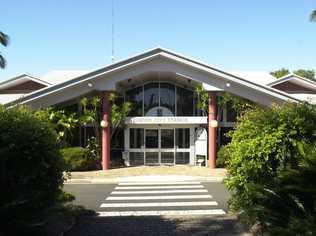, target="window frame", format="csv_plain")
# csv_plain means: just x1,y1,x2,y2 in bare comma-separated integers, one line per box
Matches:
125,81,196,117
